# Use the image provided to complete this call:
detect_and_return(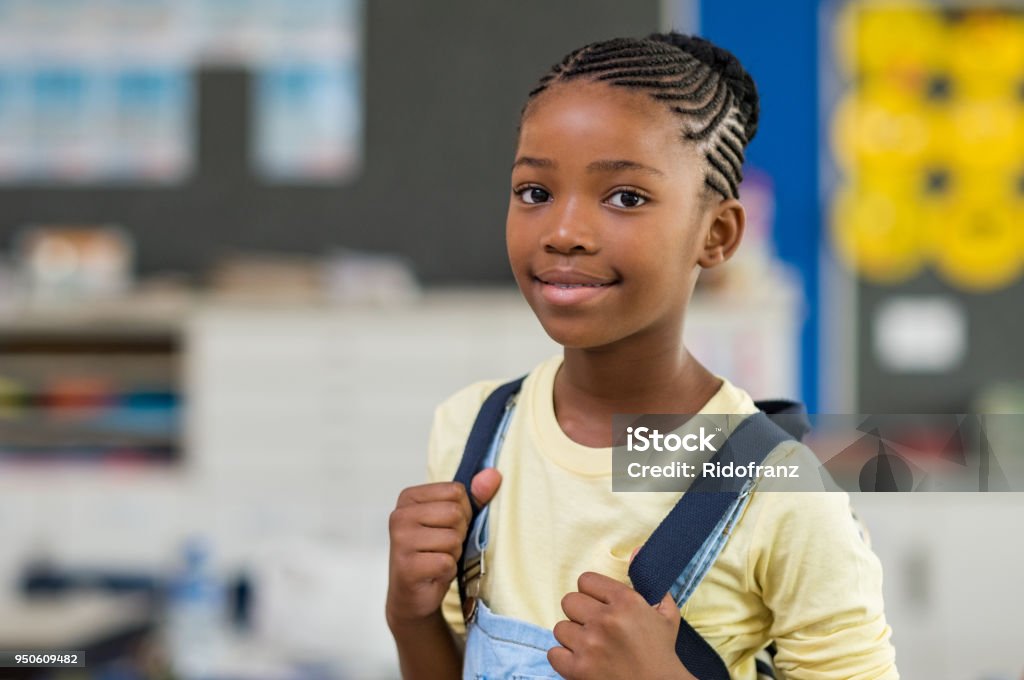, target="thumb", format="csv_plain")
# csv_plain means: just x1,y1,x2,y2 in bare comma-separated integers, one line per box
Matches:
470,468,502,508
654,591,679,623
